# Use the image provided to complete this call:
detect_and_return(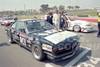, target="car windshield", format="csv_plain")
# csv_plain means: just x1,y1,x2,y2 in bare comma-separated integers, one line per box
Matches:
68,17,77,21
26,20,53,33
4,18,13,20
